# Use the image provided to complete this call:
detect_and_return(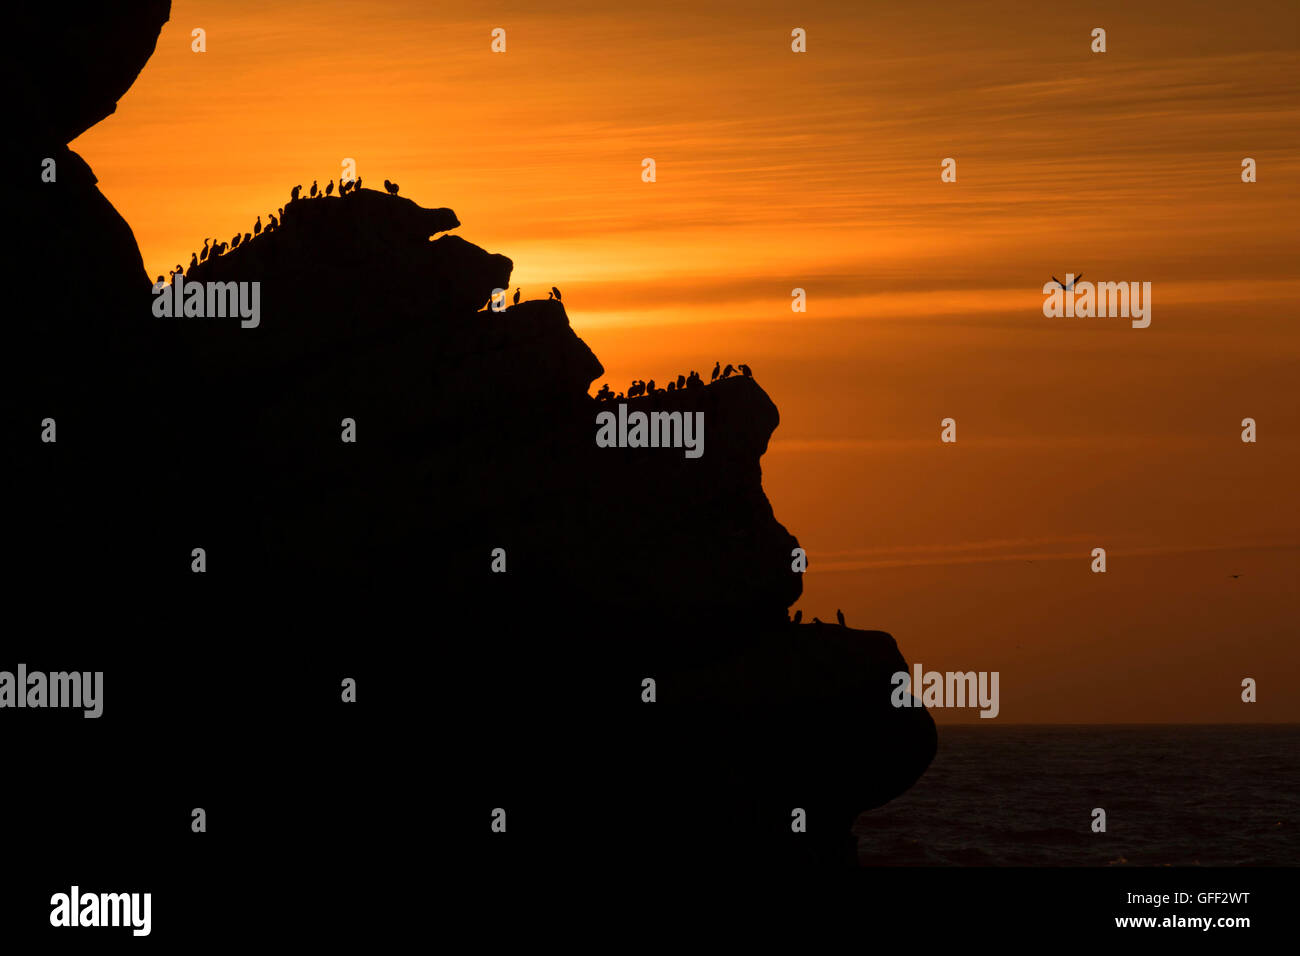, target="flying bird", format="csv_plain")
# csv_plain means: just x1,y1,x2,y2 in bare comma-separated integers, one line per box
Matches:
1051,274,1083,291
